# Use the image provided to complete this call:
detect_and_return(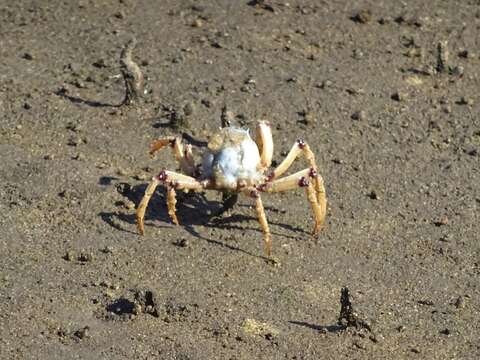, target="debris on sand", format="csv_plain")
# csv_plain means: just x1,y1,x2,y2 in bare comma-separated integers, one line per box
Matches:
120,38,144,106
351,10,372,24
220,104,234,128
247,0,275,13
436,41,449,73
134,289,160,317
338,287,372,332
105,288,160,320
242,318,279,340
